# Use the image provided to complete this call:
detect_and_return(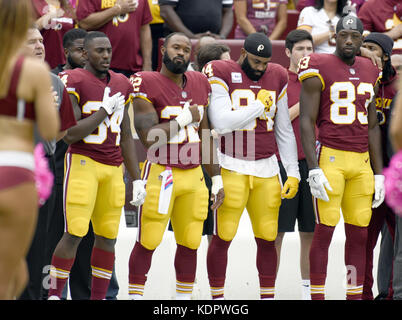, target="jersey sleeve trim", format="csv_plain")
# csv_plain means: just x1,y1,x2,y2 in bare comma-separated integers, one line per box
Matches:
375,72,383,87
299,69,325,91
209,78,229,92
278,84,287,102
125,96,132,105
133,94,152,104
67,89,80,103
